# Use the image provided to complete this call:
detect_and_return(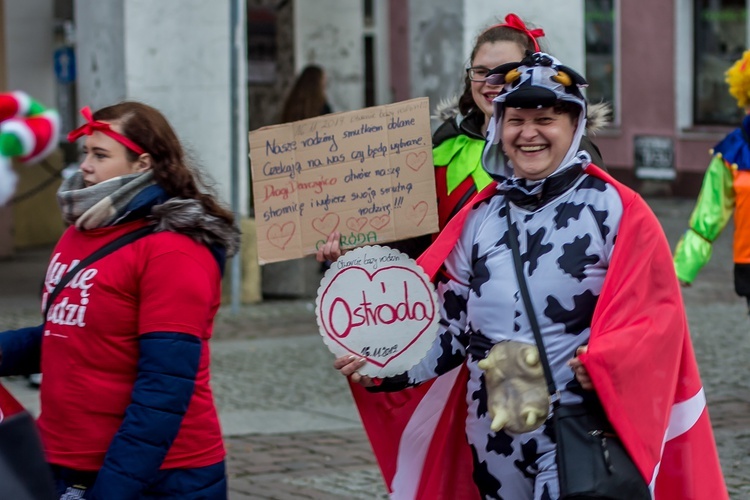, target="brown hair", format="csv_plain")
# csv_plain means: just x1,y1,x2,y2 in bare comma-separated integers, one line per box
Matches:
280,65,328,123
458,23,542,116
94,101,235,226
553,100,582,123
